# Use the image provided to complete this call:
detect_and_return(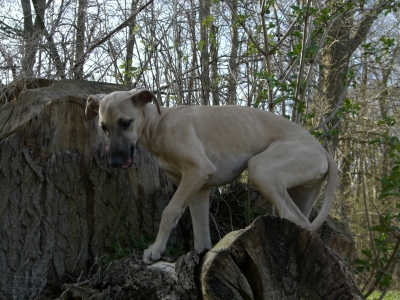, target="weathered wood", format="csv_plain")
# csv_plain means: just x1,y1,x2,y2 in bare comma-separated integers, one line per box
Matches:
0,80,176,299
56,216,363,300
312,210,356,264
57,251,200,300
255,189,355,264
201,215,364,300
